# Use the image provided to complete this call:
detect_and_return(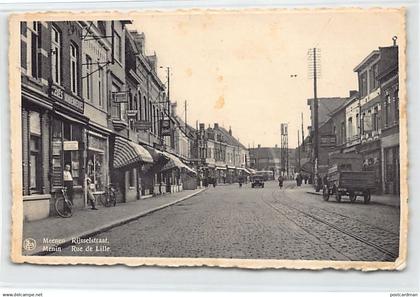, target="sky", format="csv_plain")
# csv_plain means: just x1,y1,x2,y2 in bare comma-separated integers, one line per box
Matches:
130,9,403,148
